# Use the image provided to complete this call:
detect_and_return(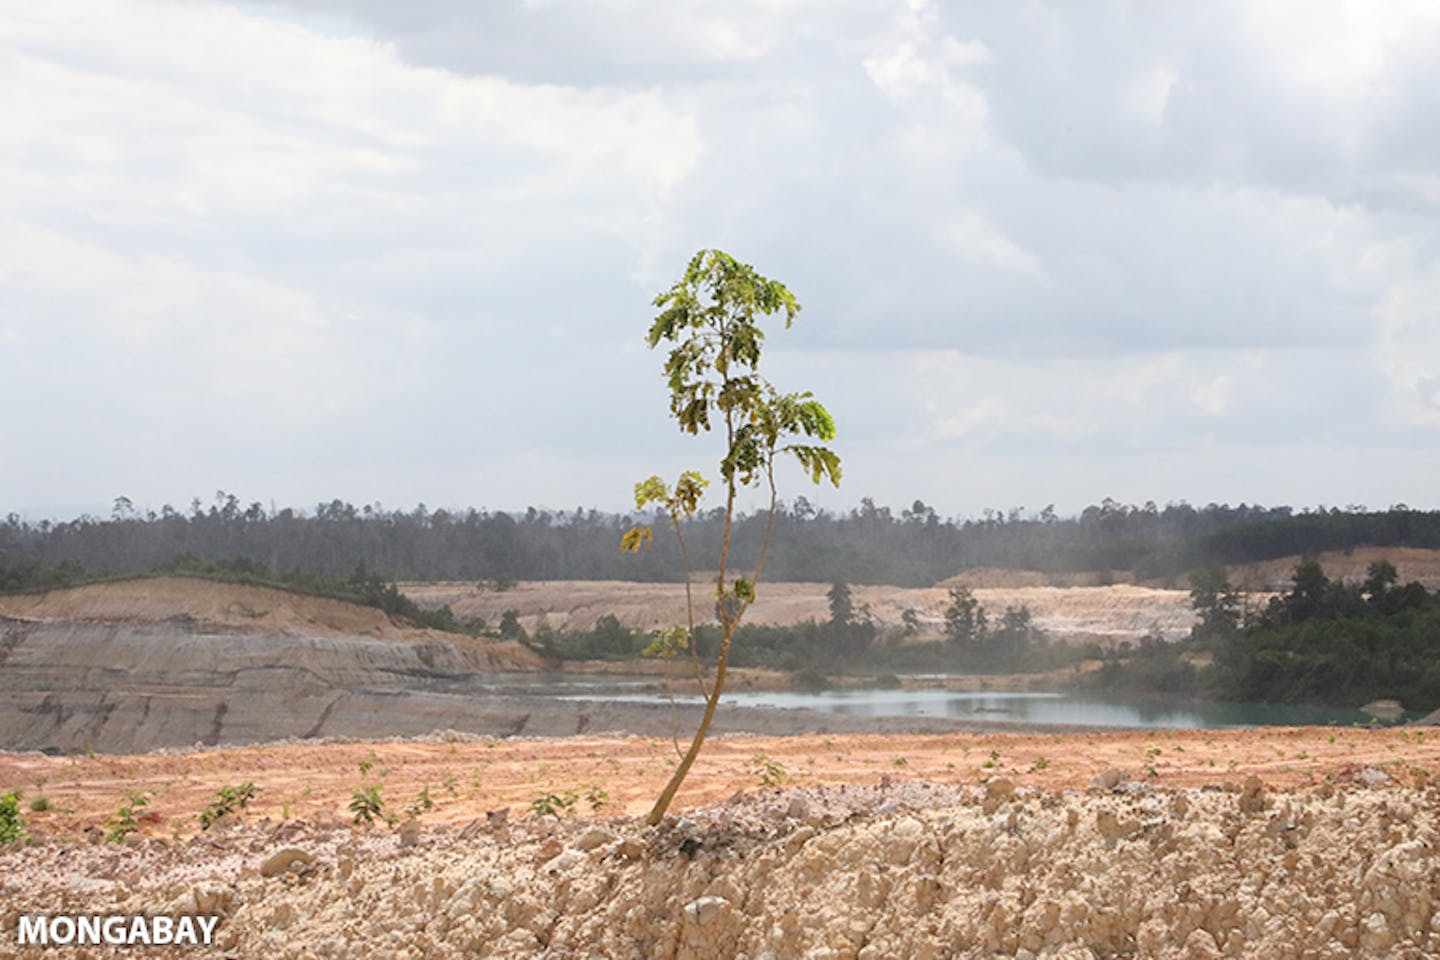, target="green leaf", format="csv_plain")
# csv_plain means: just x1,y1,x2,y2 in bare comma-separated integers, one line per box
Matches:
788,445,843,487
633,476,669,509
620,525,654,553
